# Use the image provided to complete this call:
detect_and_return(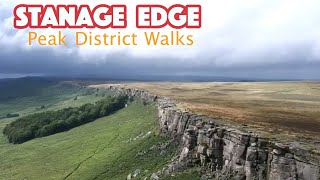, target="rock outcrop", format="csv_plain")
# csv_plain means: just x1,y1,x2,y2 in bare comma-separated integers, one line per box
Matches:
104,85,320,180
